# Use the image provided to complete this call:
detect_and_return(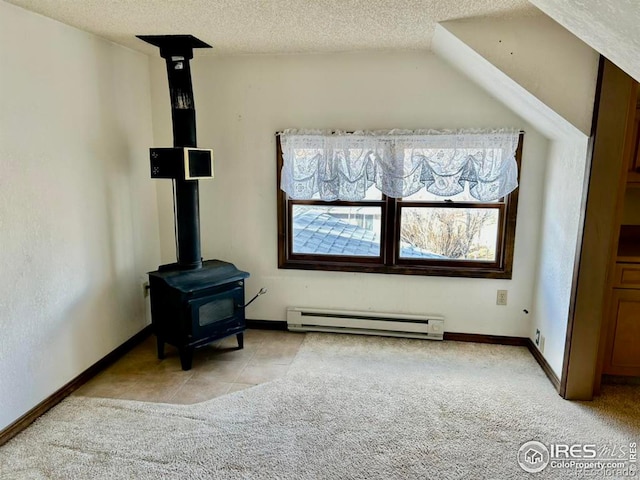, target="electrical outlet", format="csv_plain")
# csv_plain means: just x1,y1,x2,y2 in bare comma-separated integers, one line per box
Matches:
535,329,540,345
142,280,150,298
496,290,508,306
540,335,546,354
